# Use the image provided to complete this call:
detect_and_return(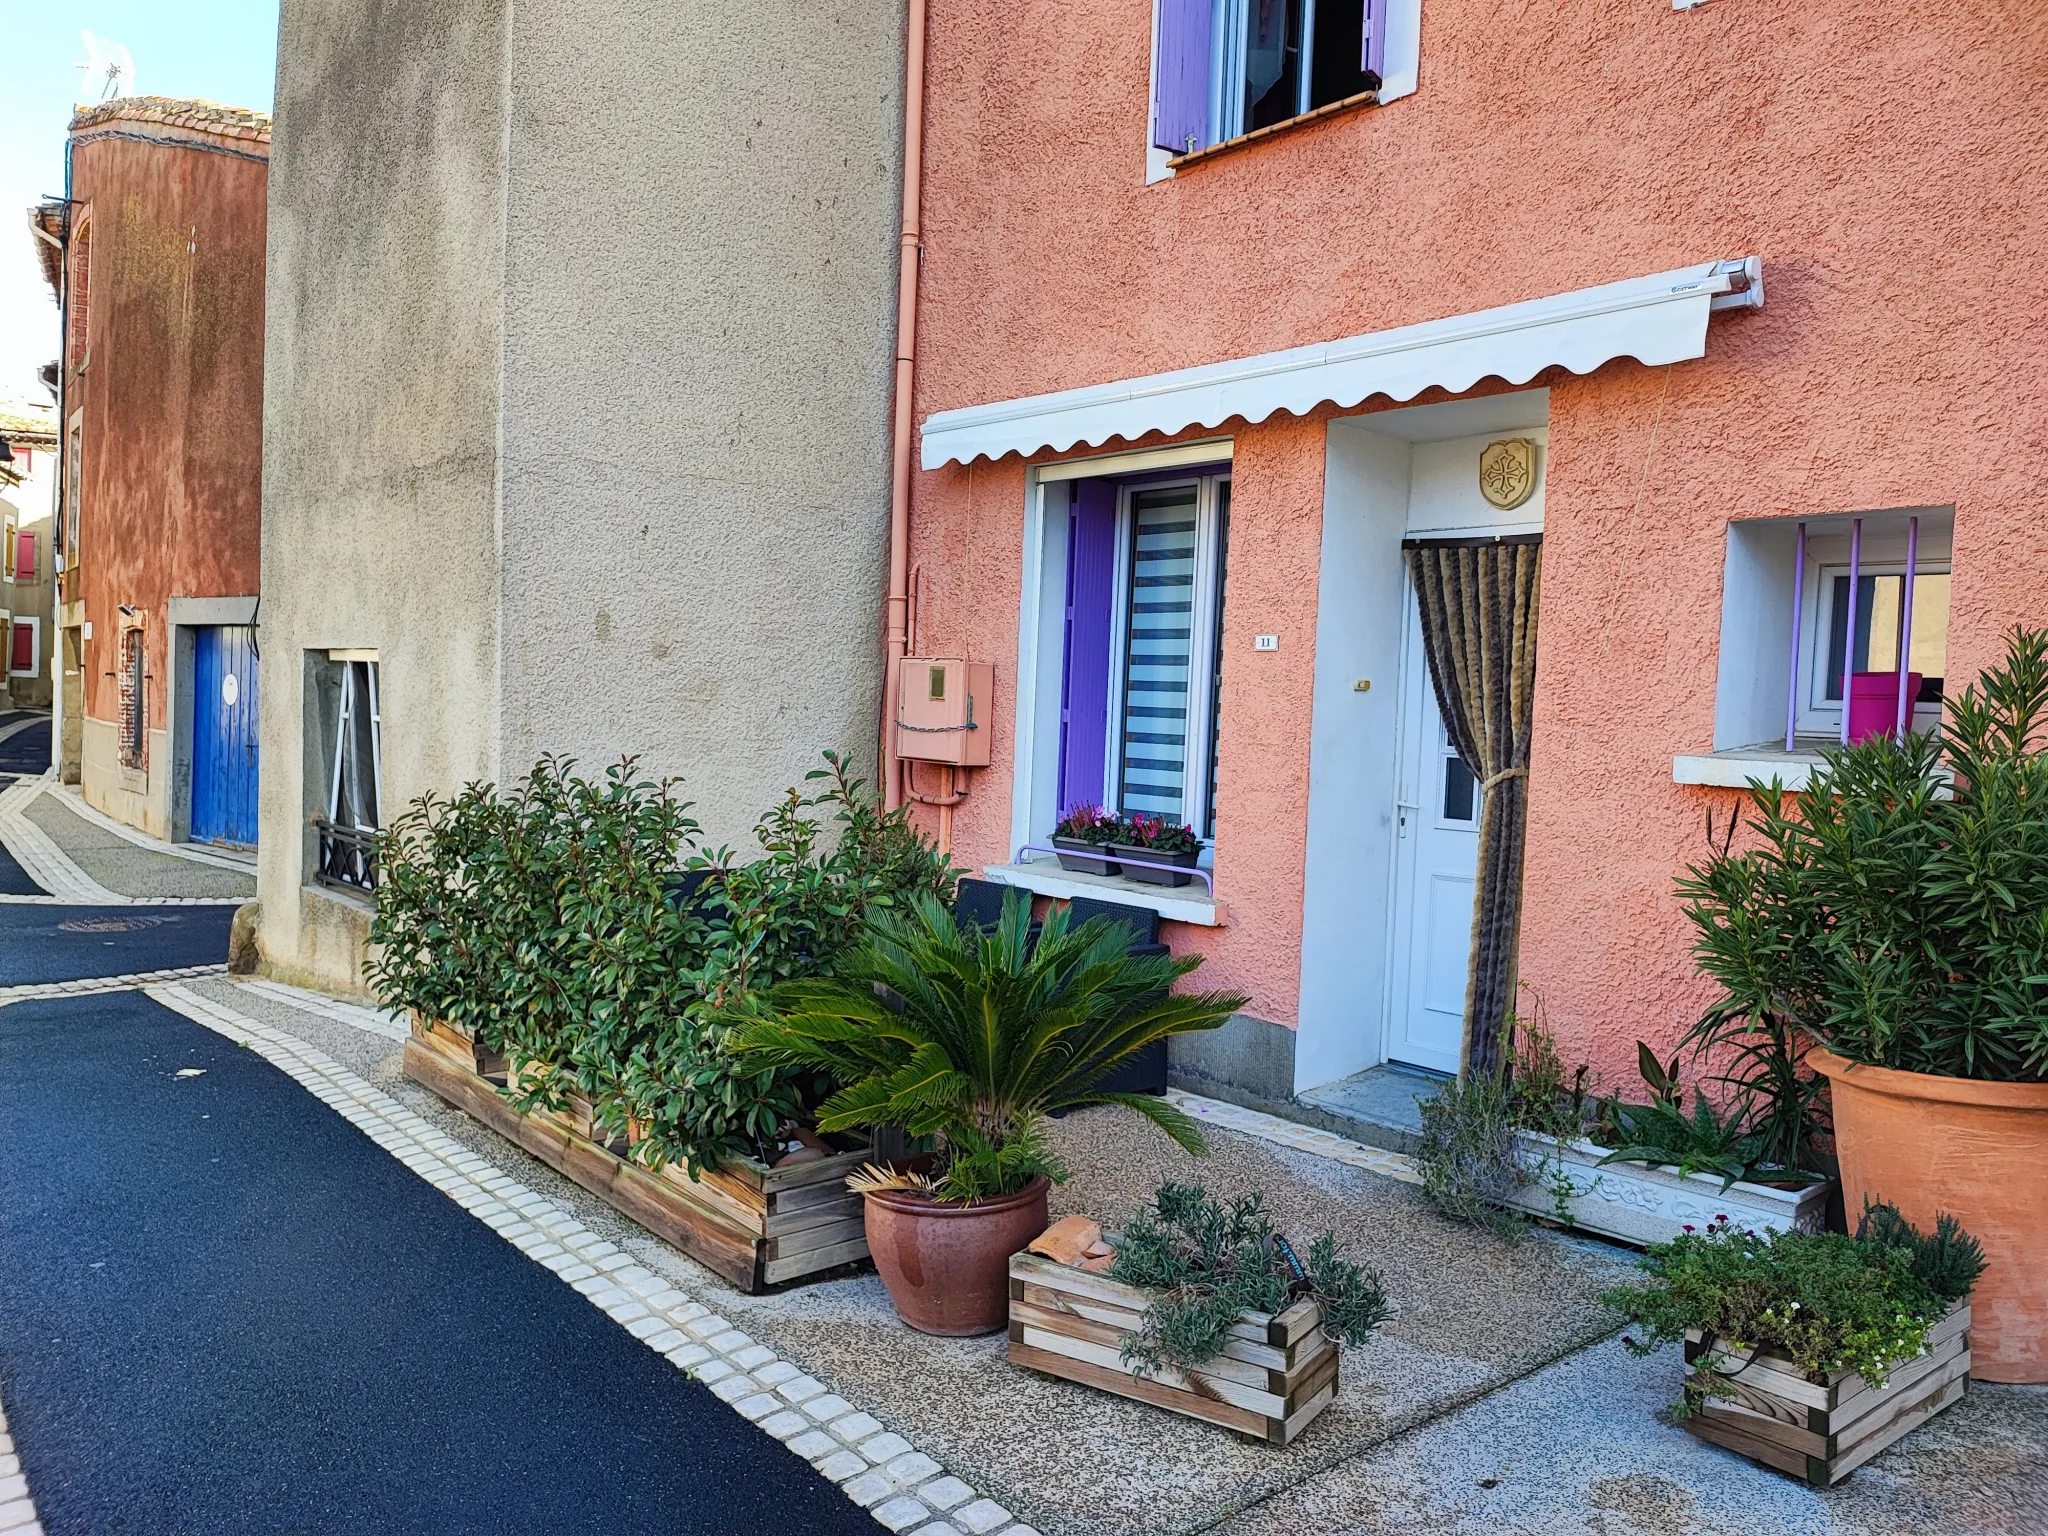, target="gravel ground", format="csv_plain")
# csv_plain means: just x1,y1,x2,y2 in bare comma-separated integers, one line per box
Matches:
23,792,257,899
187,979,2048,1536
